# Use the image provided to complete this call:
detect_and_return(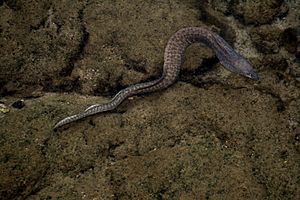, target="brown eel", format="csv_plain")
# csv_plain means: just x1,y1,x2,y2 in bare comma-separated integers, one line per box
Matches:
54,27,259,129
